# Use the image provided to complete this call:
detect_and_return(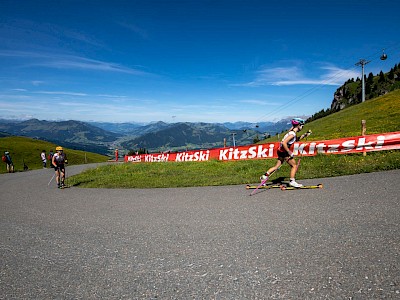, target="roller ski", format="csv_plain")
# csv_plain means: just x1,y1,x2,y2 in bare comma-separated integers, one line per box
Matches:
280,183,323,190
246,183,281,190
246,184,281,190
249,174,277,196
58,183,69,189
